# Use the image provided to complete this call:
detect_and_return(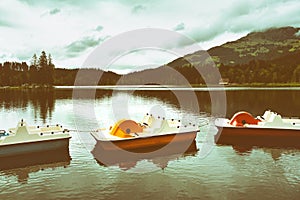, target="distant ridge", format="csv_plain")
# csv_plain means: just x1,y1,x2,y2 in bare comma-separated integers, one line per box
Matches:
117,26,300,85
2,26,299,87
